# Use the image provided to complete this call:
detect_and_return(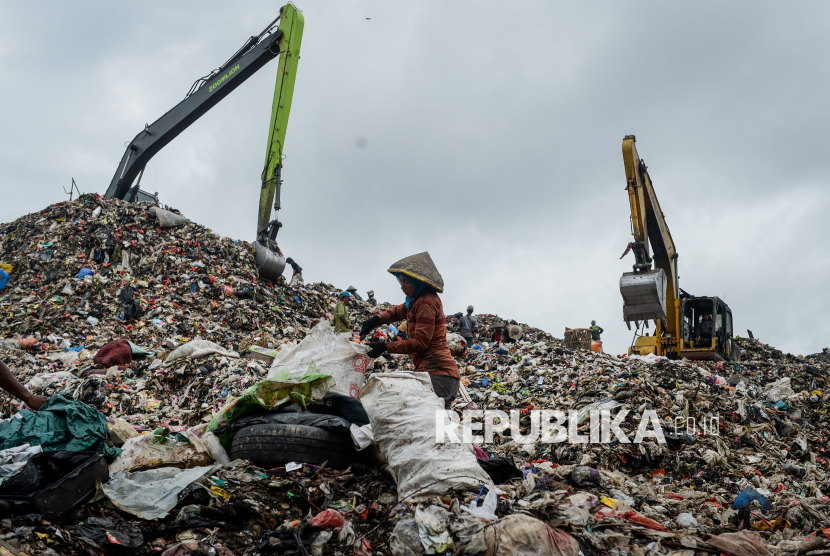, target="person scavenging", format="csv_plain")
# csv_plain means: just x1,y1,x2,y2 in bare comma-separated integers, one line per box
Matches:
459,305,479,351
286,257,303,288
359,252,459,409
1,360,47,410
366,290,377,307
346,286,363,301
334,291,352,333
